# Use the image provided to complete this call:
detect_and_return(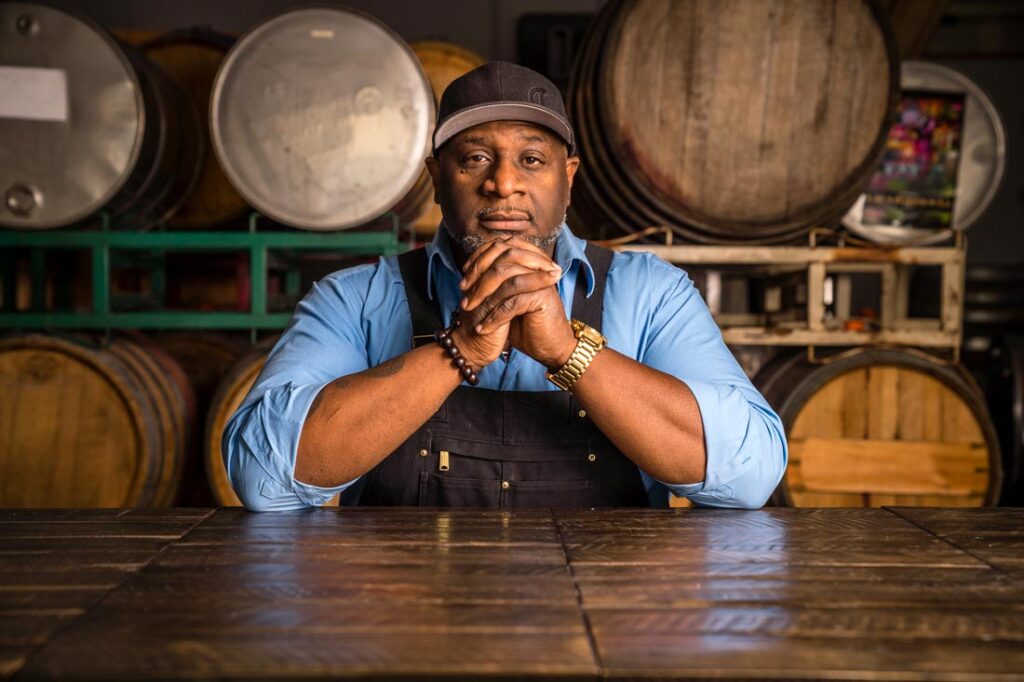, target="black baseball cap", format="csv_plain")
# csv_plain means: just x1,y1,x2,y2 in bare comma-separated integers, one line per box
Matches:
432,61,576,156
